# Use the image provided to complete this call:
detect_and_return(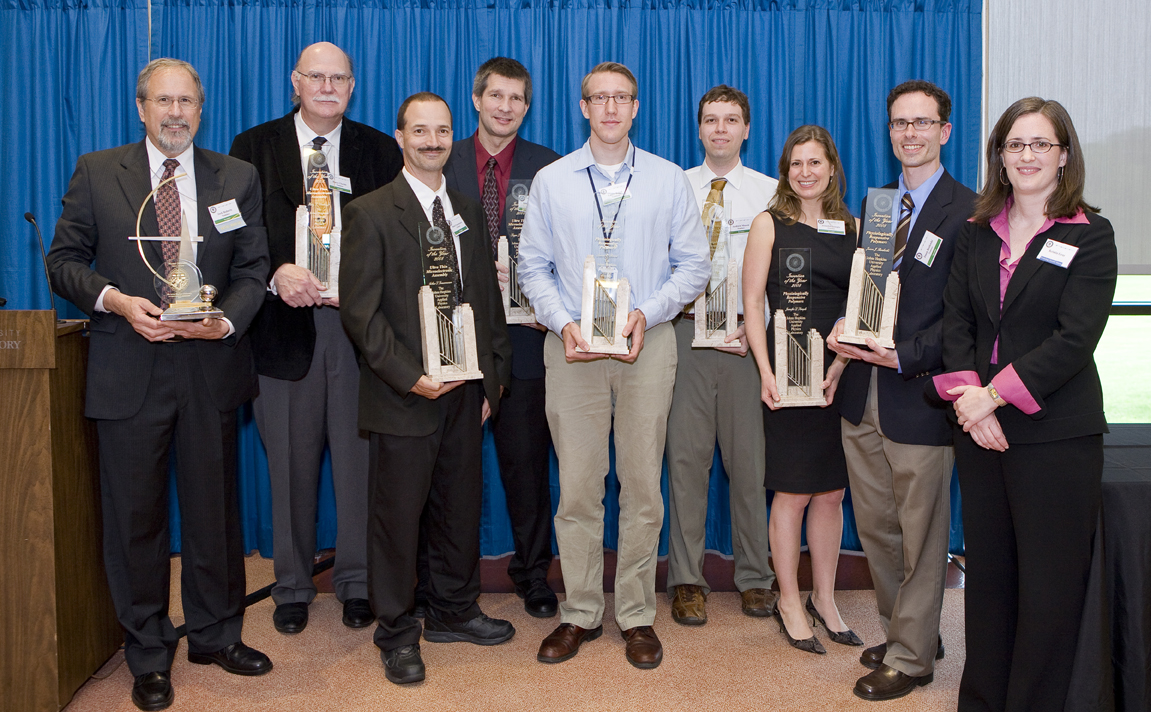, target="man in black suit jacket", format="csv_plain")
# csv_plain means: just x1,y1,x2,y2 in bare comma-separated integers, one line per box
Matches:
828,81,976,702
228,42,403,636
47,59,271,711
340,92,514,685
441,57,562,618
